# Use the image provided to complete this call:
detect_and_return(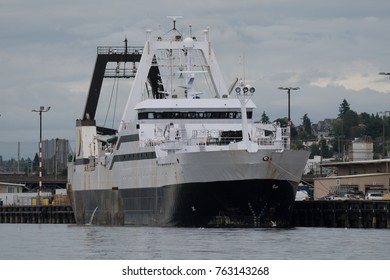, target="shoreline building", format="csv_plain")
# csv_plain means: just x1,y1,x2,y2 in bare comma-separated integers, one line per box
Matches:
313,137,388,199
42,139,70,176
